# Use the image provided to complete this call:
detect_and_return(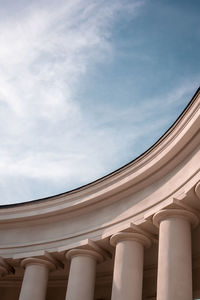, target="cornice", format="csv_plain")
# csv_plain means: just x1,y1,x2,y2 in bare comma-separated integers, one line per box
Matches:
0,88,199,224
